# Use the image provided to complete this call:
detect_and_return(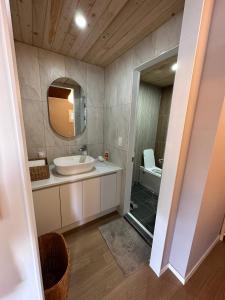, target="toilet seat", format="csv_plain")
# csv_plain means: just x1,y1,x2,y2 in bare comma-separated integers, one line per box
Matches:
143,149,155,169
145,166,162,178
143,149,162,178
